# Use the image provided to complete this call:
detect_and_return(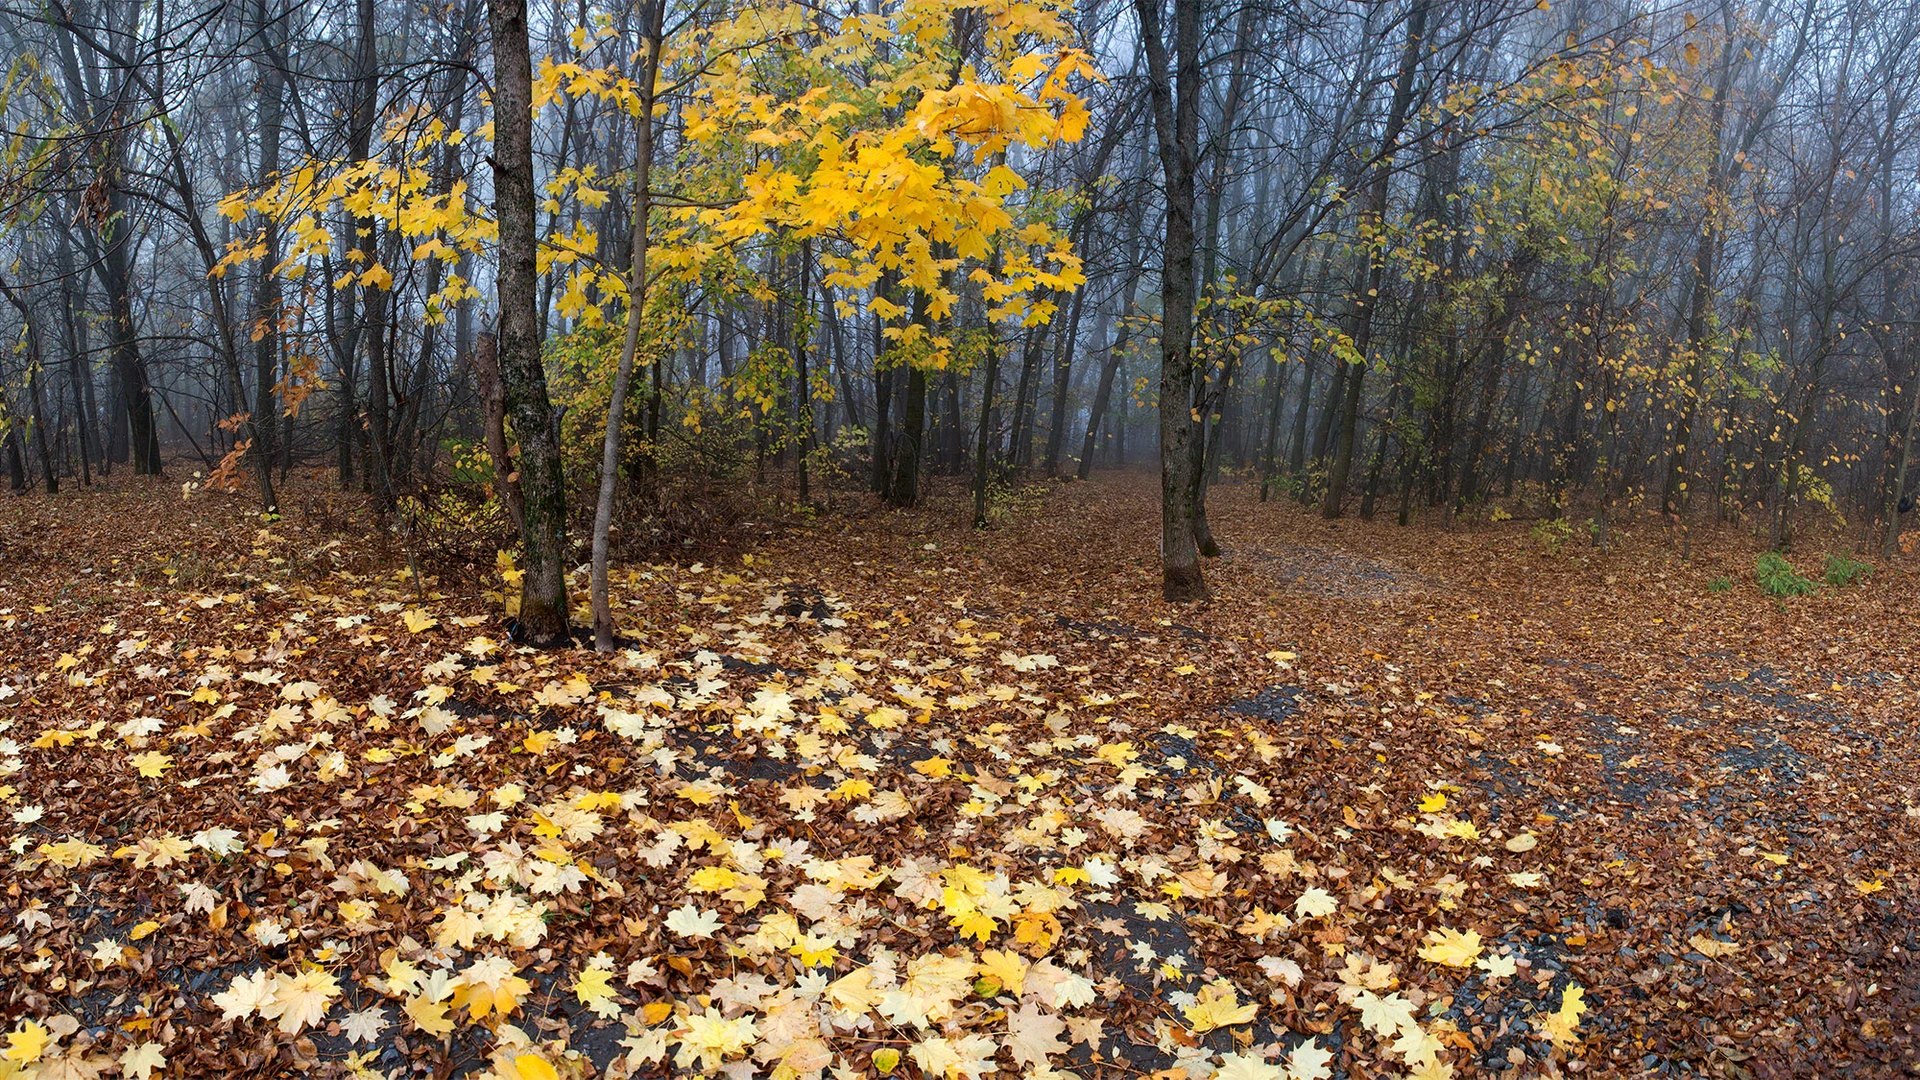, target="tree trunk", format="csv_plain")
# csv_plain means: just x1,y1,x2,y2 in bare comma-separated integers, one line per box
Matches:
972,331,1005,527
794,245,814,501
1884,374,1919,559
941,370,963,474
1077,301,1128,480
250,0,287,492
590,2,663,652
1042,282,1087,477
491,0,571,645
54,240,93,488
869,280,895,495
4,423,24,492
890,366,928,508
362,230,395,518
1662,216,1721,516
1360,379,1403,520
1007,323,1044,469
473,332,526,531
887,292,930,508
1136,0,1205,601
28,362,58,495
1259,353,1287,500
0,278,60,493
101,186,159,475
1288,349,1315,480
1455,332,1508,510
